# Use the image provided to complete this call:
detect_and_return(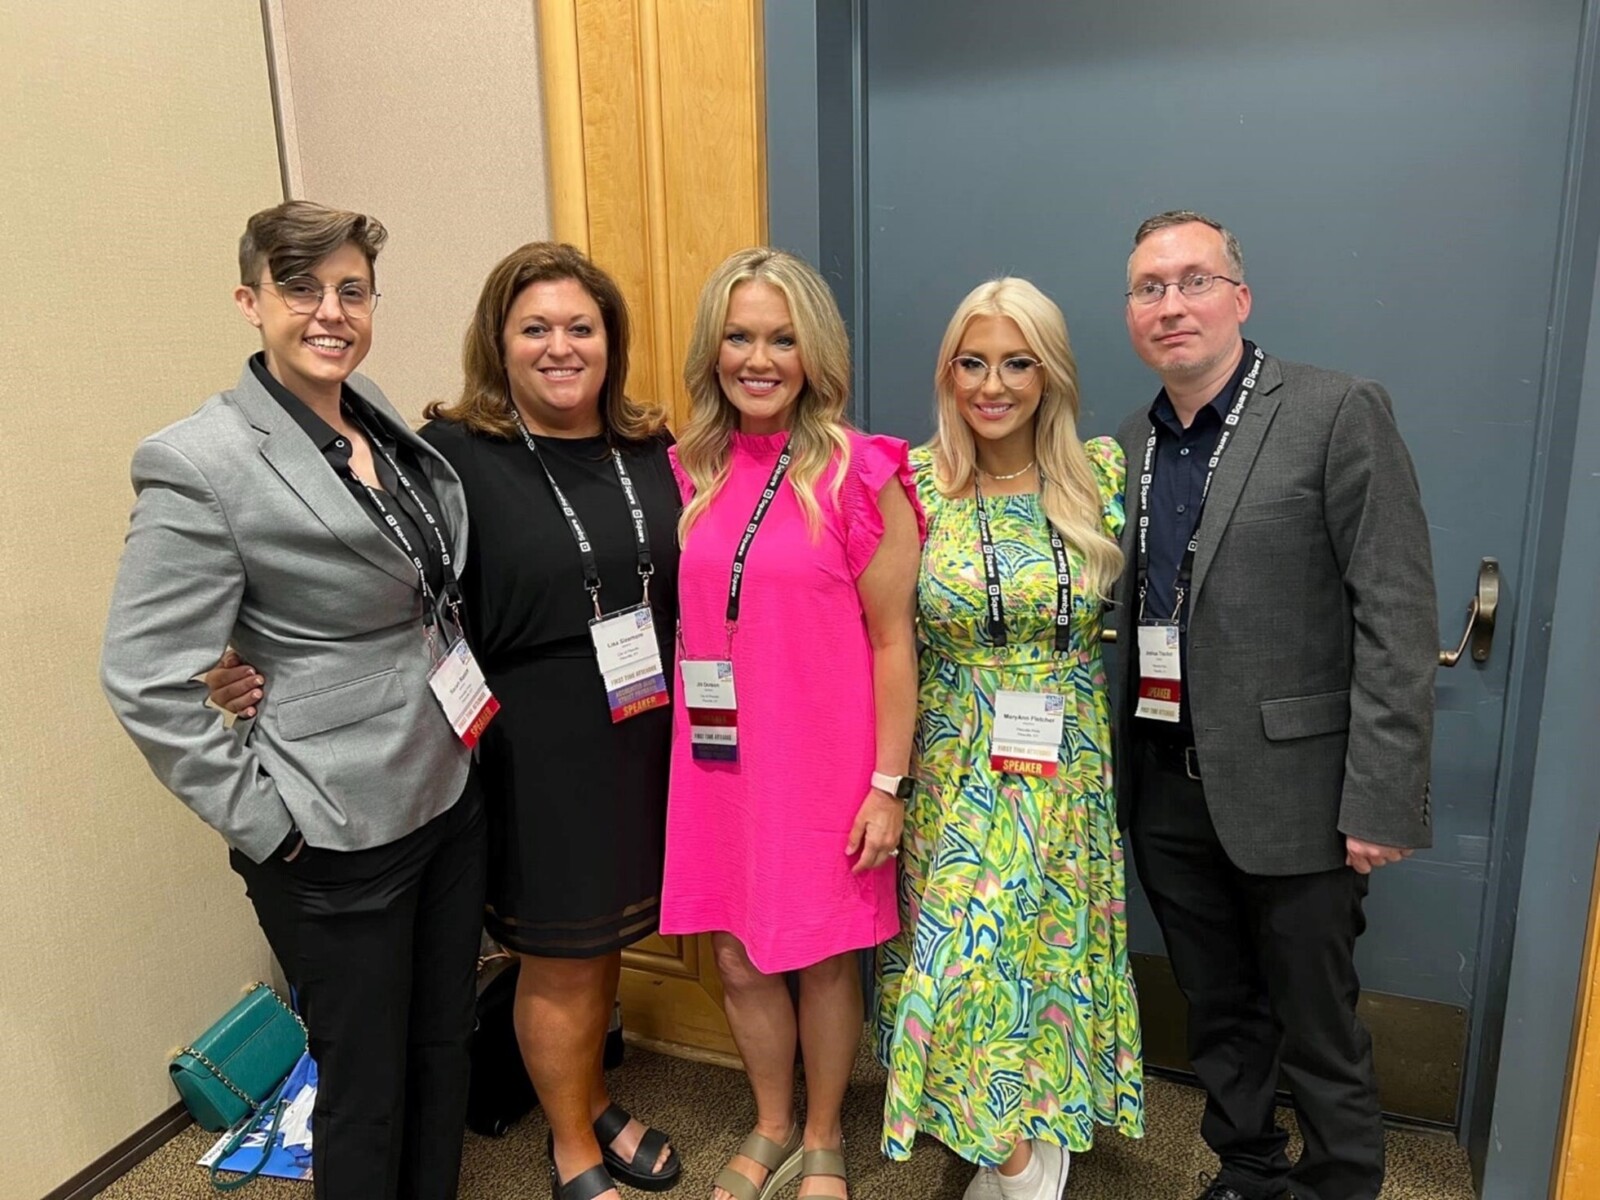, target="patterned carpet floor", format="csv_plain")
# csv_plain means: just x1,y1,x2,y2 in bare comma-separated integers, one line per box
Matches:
101,1035,1475,1198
